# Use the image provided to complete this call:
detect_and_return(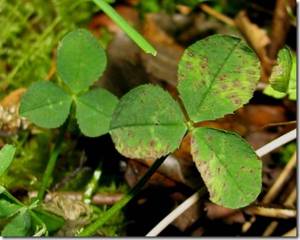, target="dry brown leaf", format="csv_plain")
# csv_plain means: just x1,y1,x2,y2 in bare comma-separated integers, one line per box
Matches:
0,88,26,107
235,11,274,82
204,202,245,224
